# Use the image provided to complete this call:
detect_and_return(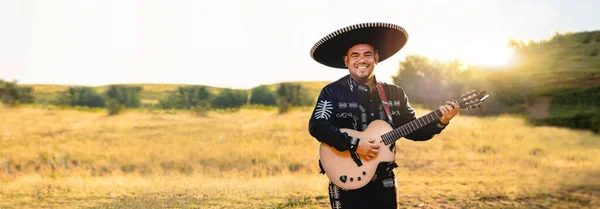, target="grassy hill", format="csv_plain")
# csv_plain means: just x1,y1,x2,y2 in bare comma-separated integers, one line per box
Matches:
509,30,600,96
493,30,600,132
